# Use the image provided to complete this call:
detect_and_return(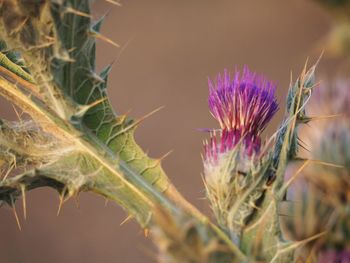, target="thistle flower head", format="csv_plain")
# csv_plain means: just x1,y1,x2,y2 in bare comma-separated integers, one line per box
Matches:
202,66,278,234
204,66,278,162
